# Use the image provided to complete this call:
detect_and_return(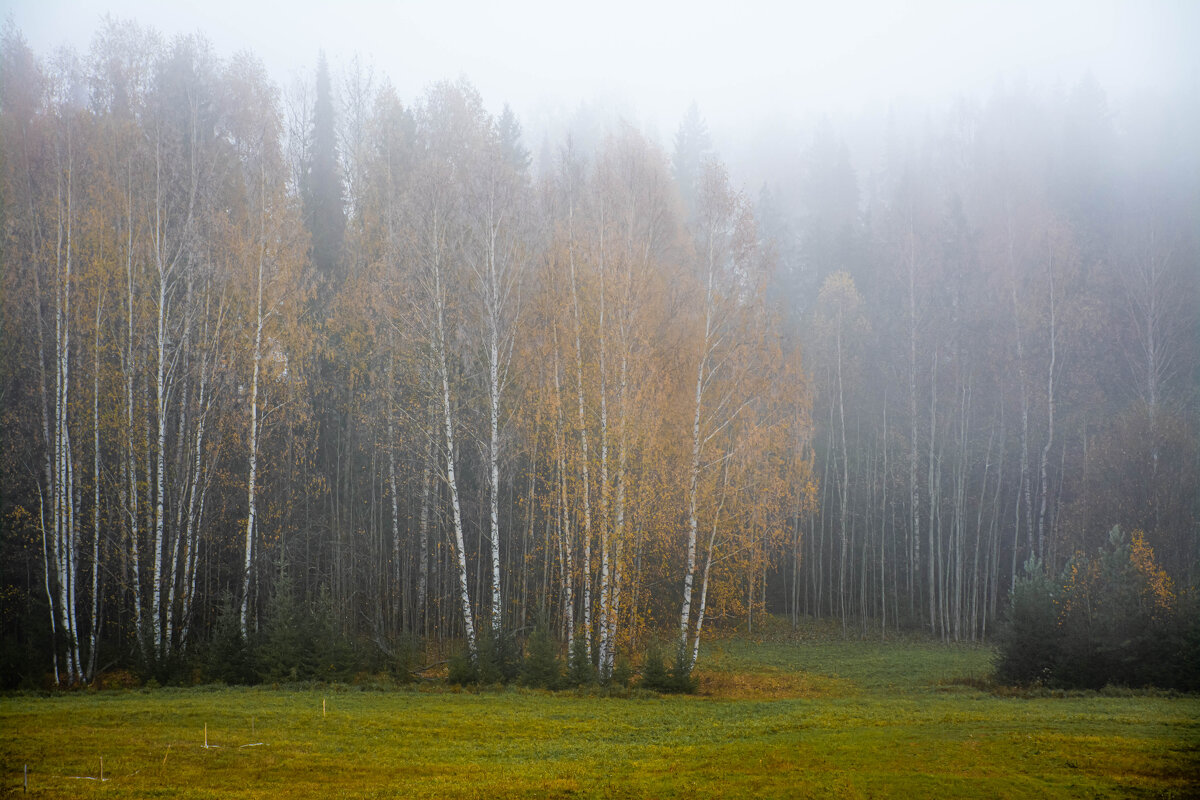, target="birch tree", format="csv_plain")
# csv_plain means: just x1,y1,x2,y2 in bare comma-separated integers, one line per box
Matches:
679,159,764,669
226,54,305,637
464,118,528,634
403,81,490,657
